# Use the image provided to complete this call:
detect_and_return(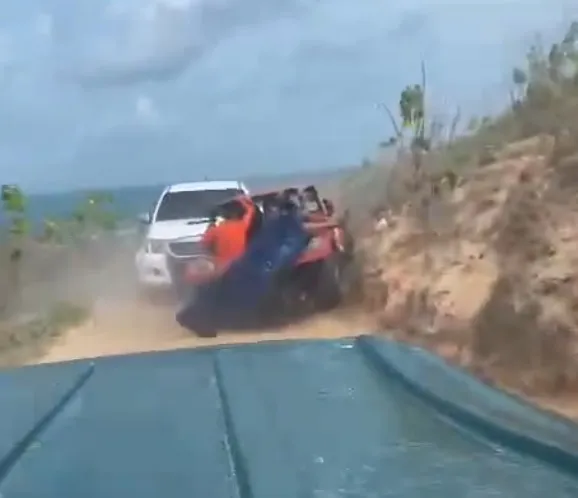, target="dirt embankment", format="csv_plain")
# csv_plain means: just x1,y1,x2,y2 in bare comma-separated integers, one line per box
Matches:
359,135,578,417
